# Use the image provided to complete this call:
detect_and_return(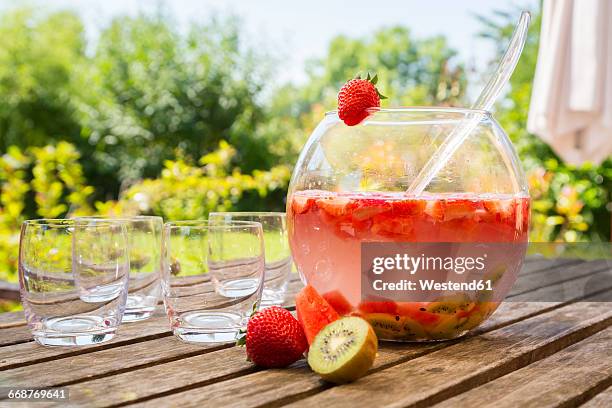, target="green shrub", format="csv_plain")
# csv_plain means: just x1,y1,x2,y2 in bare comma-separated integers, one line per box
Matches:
0,140,291,290
480,6,611,242
103,140,291,220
